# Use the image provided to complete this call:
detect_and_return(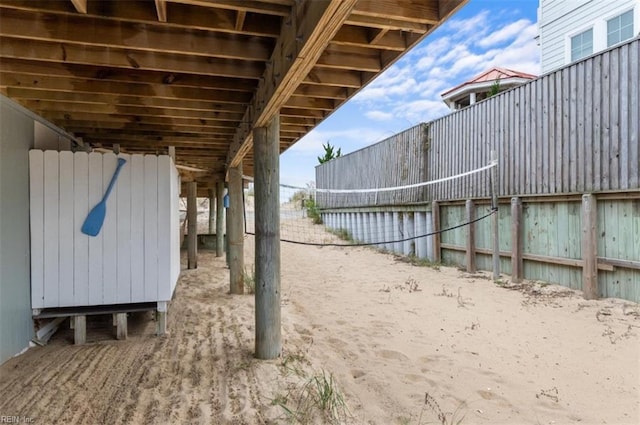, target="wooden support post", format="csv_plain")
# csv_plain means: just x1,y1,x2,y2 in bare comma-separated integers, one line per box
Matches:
74,315,86,345
156,302,167,336
432,200,441,263
115,313,127,340
208,188,215,234
254,115,281,359
511,197,523,283
216,181,225,257
187,181,197,269
582,194,598,299
491,151,500,280
466,200,476,273
228,163,244,294
168,146,176,162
